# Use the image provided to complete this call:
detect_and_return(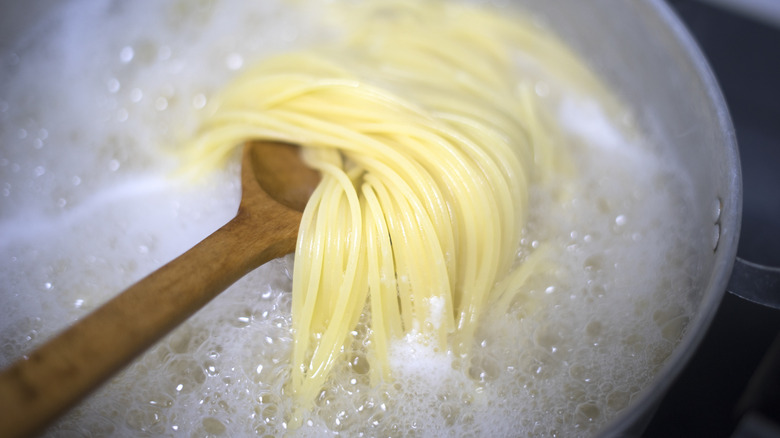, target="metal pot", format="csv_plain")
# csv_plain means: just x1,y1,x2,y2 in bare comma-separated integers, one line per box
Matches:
525,1,779,436
1,0,778,436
